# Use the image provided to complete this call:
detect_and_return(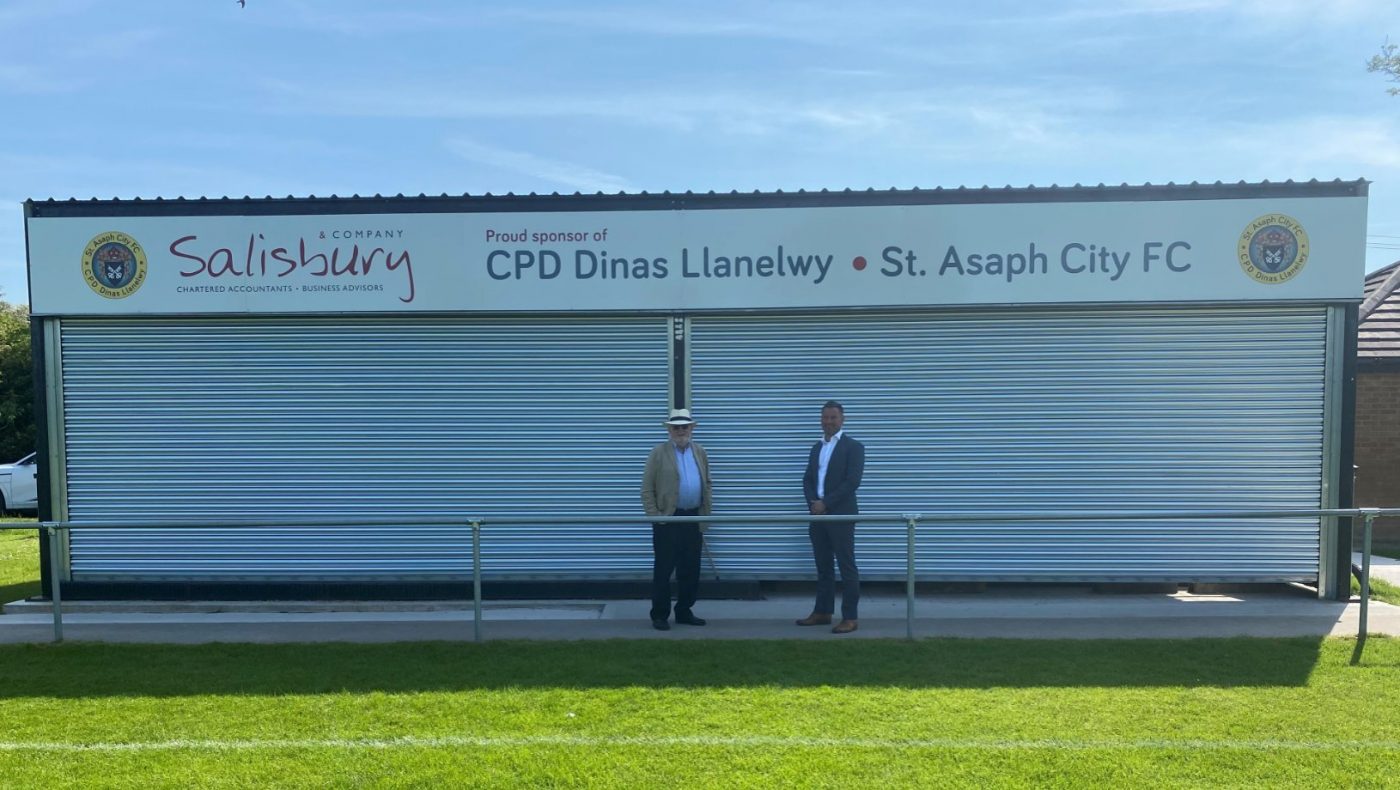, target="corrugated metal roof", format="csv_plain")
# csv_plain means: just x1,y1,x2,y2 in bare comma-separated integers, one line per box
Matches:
1360,260,1400,364
24,179,1369,218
